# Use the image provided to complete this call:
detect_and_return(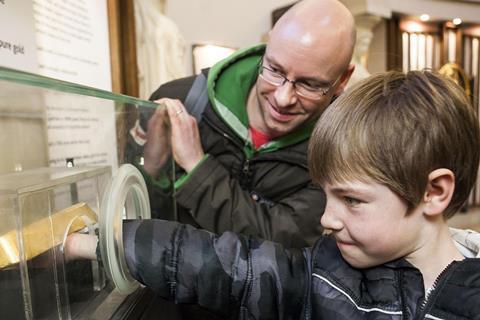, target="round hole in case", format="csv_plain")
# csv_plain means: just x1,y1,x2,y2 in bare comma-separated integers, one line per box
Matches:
99,164,151,294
